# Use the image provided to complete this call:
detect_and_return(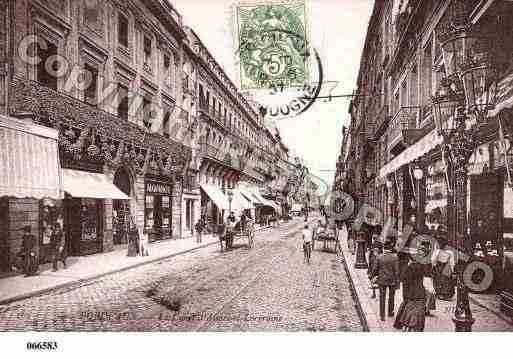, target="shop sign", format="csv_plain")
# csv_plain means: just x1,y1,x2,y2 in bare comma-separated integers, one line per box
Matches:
146,181,172,195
